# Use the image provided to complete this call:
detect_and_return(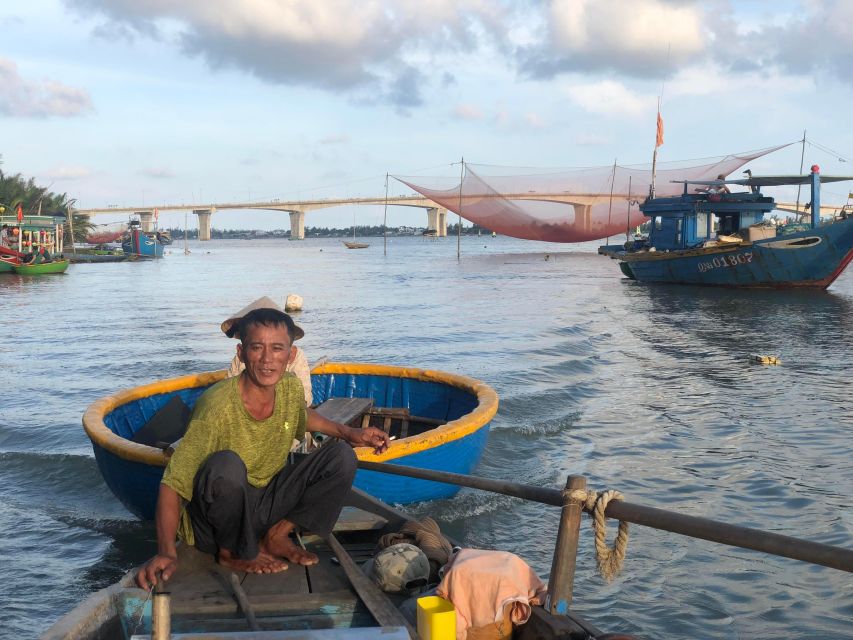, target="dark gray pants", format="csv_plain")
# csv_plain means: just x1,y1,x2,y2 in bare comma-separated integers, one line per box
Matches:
187,440,357,559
